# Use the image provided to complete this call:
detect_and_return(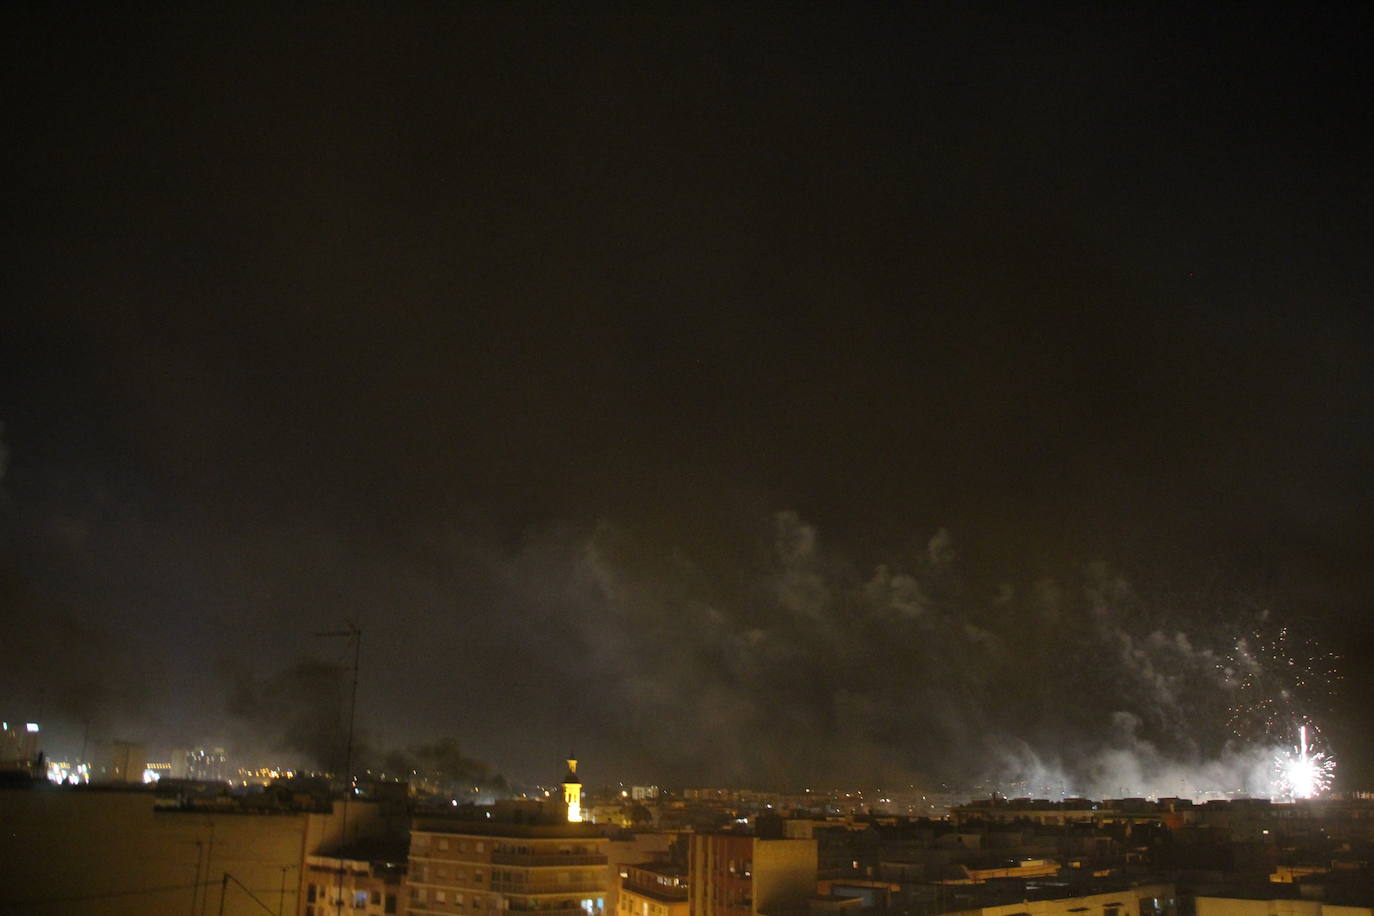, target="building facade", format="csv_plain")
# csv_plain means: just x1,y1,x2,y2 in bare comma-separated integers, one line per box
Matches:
302,849,406,916
620,862,688,916
688,834,817,916
0,788,393,916
0,720,41,777
104,740,146,783
406,819,609,916
172,746,230,782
